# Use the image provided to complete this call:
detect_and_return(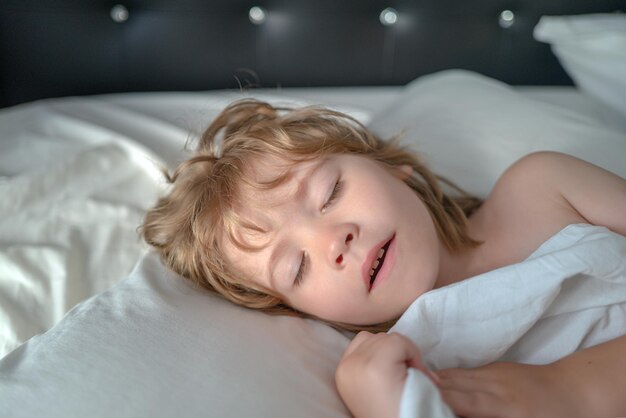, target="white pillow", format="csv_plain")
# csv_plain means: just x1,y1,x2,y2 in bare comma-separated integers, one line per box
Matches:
367,70,626,197
534,14,626,116
0,252,351,418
